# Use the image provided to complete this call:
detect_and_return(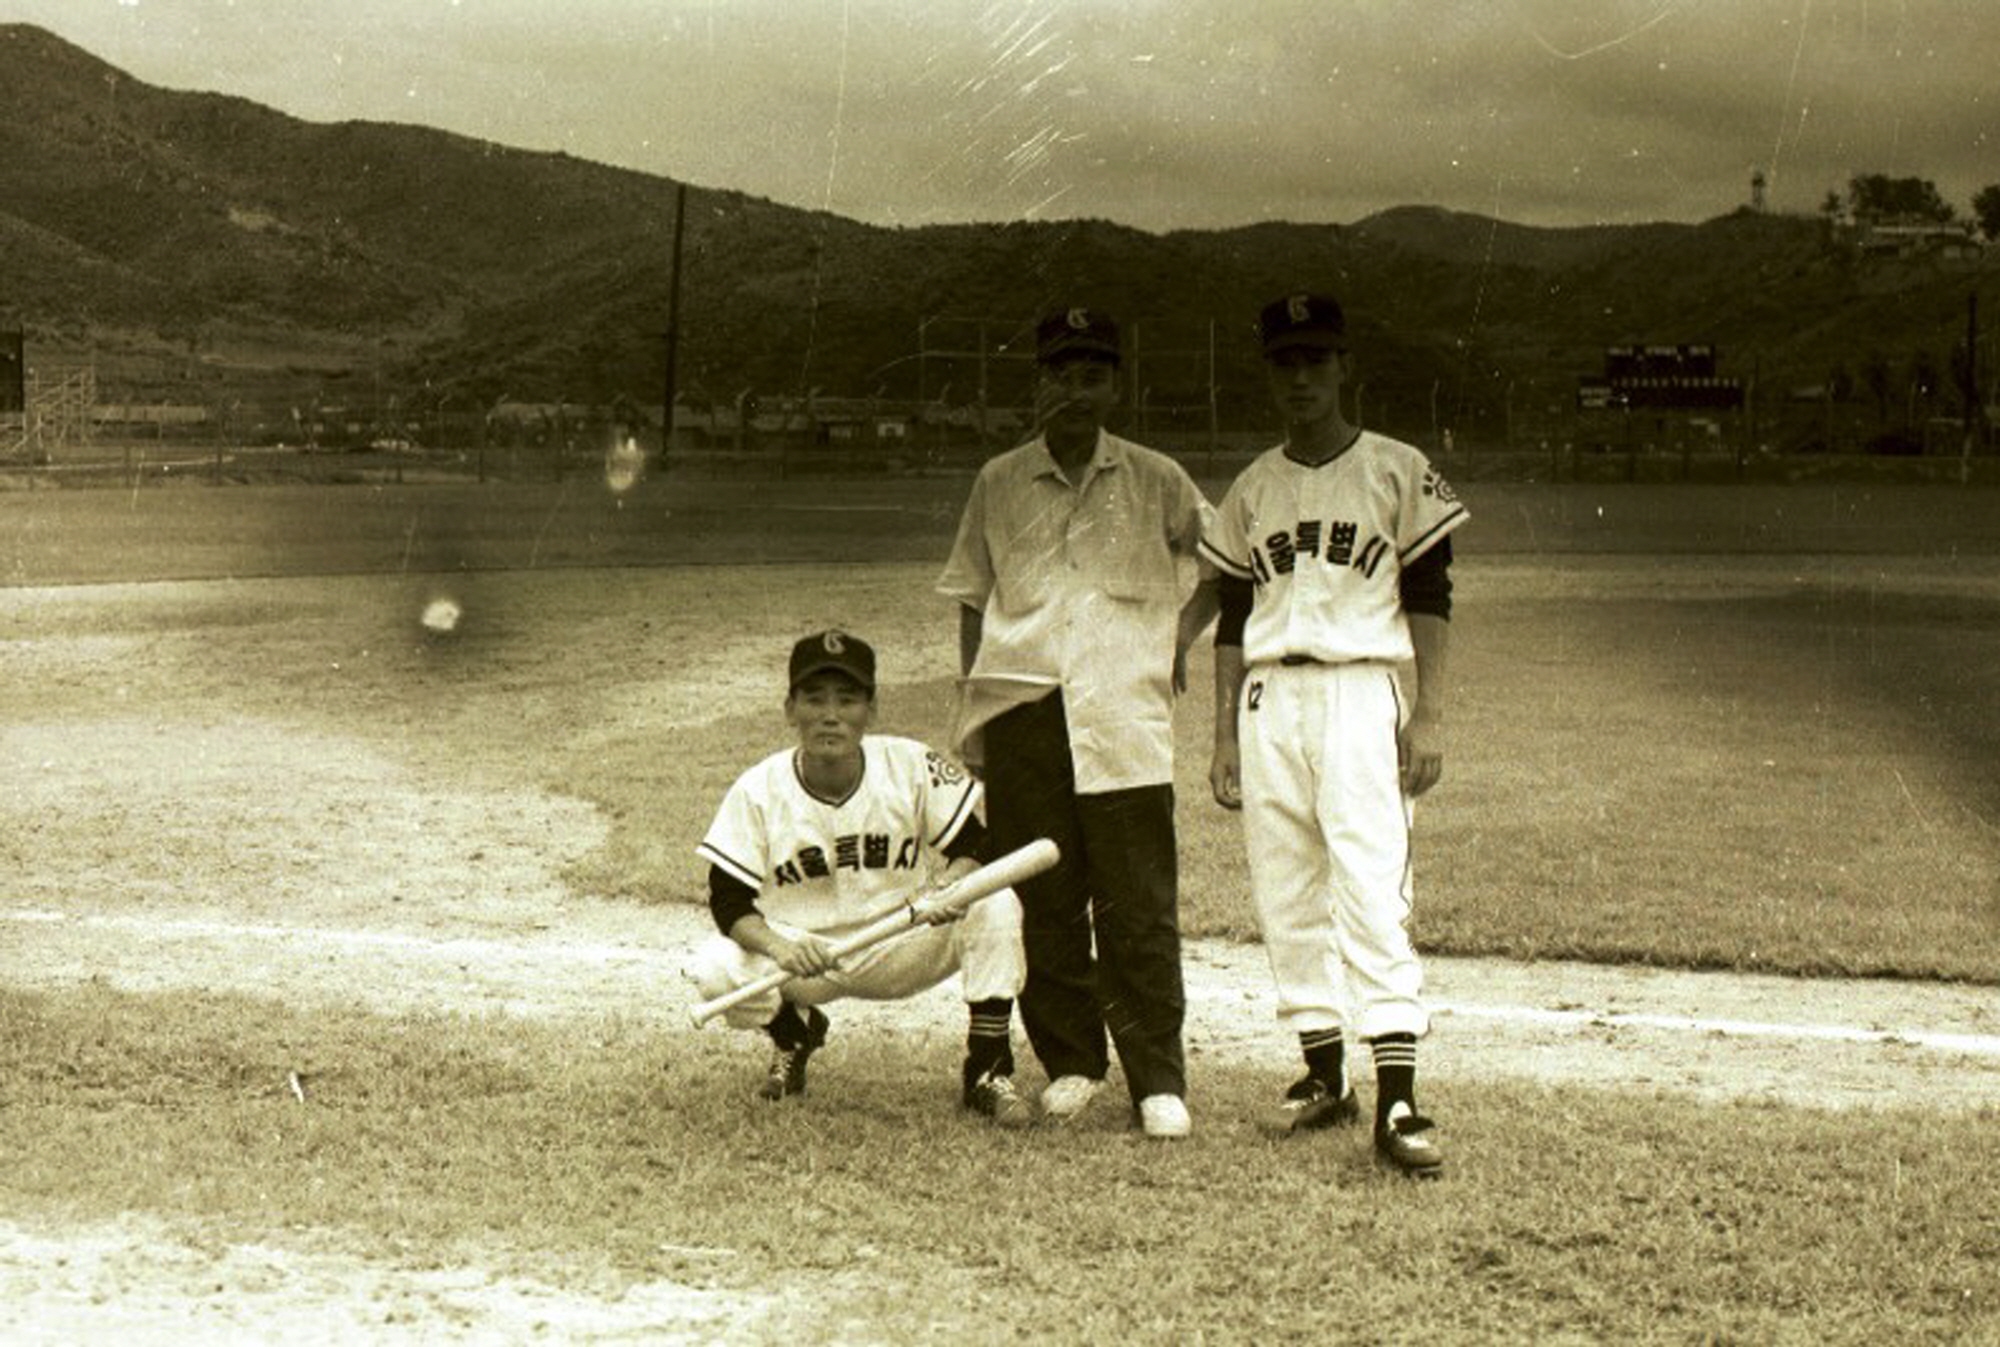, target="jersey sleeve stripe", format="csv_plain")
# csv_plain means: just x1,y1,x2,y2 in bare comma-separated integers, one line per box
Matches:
695,842,762,891
929,781,982,850
1398,506,1469,563
1197,536,1254,579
